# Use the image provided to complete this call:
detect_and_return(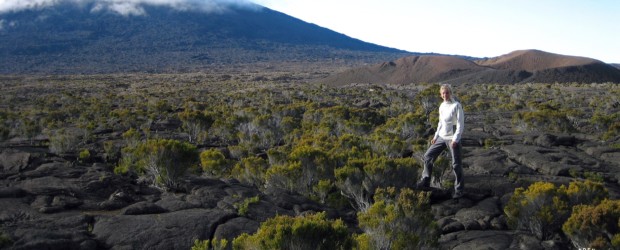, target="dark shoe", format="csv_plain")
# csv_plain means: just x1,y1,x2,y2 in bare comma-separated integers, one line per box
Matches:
452,190,464,199
416,178,430,189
